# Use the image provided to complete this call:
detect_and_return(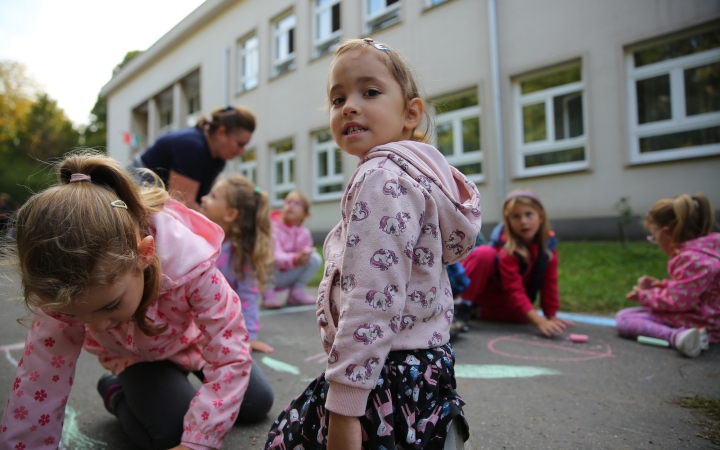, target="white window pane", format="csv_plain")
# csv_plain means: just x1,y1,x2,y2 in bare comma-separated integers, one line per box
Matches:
636,75,672,124
684,61,720,116
553,92,583,140
522,102,546,143
368,0,383,15
436,121,453,156
317,8,330,41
